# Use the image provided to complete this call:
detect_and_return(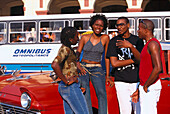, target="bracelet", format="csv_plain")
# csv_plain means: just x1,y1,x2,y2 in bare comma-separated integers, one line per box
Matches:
66,80,70,85
132,58,136,62
76,58,80,62
76,51,80,62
